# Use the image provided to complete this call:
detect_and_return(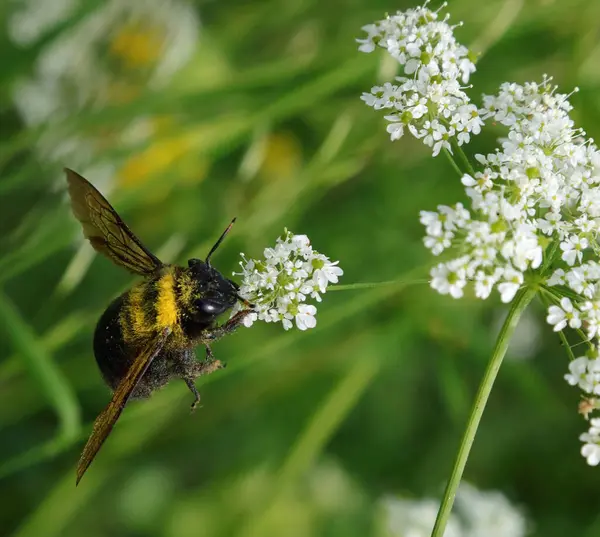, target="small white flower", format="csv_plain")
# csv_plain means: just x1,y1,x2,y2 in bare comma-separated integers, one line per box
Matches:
474,269,501,300
582,301,600,338
420,210,444,237
565,267,595,300
565,357,590,387
561,236,589,266
581,442,600,466
546,269,565,286
242,312,258,328
497,269,523,303
564,355,600,394
385,120,404,141
580,418,600,466
546,297,581,331
546,305,567,331
461,172,492,192
234,230,341,331
295,304,317,330
430,261,467,299
424,232,453,256
312,256,344,293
